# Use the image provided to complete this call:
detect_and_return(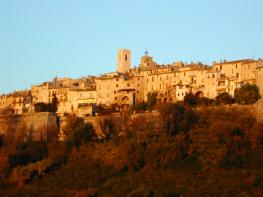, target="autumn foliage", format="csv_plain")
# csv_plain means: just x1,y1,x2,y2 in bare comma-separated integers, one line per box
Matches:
0,104,263,196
